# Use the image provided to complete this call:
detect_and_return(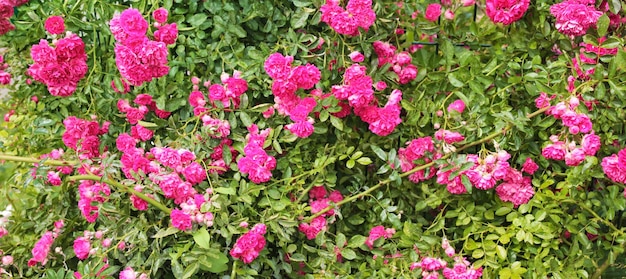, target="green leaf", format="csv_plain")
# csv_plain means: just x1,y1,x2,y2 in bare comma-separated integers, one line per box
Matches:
199,249,229,273
597,14,610,37
370,145,387,161
187,14,208,27
290,9,310,29
193,228,211,249
239,112,253,127
340,248,357,260
152,227,179,238
356,157,372,165
497,245,507,260
214,187,236,195
330,115,343,131
448,73,464,88
348,235,367,248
